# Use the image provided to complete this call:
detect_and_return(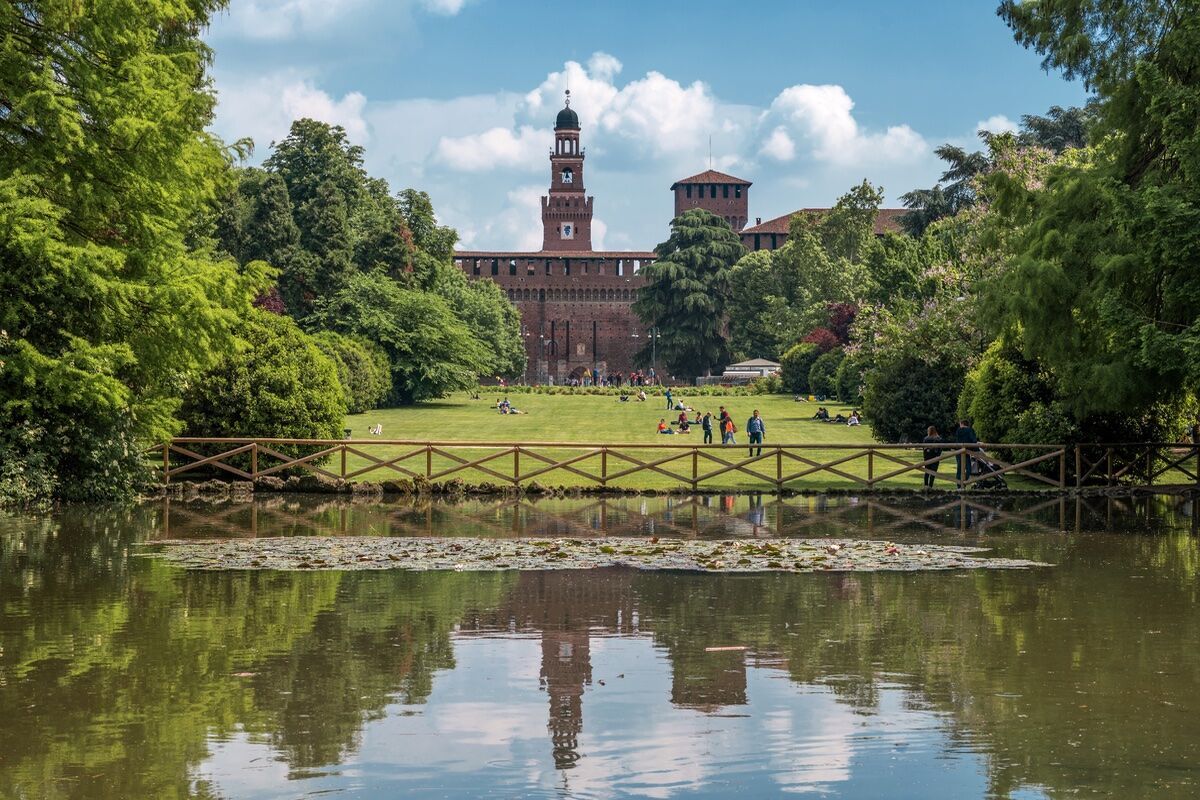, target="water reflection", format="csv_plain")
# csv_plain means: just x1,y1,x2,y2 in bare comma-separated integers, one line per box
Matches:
1,494,1198,798
157,491,1197,540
